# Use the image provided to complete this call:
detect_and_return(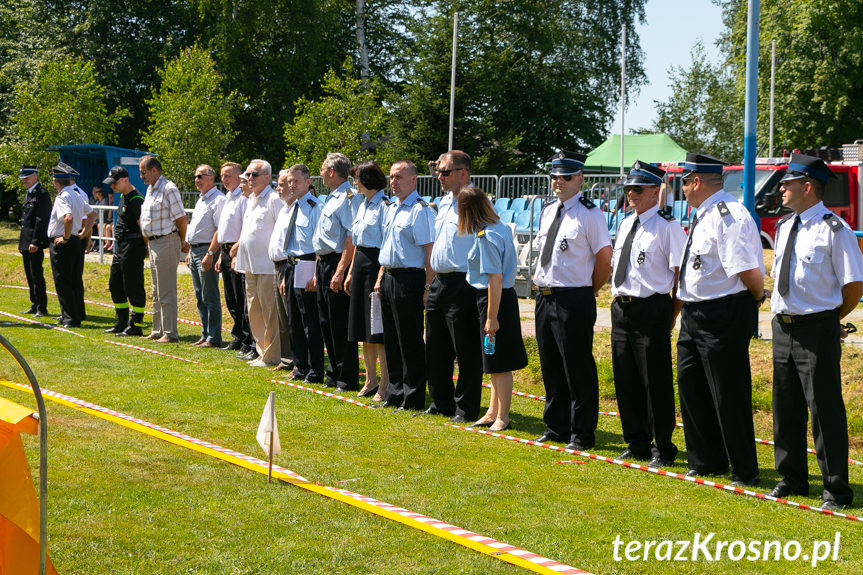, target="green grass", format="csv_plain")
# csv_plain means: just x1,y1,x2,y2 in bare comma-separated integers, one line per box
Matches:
0,222,862,574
